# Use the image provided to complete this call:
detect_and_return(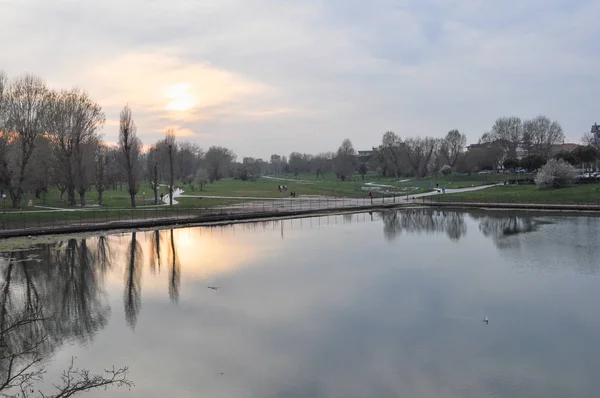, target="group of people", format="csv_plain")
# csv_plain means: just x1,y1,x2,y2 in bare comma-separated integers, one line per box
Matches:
290,191,297,198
